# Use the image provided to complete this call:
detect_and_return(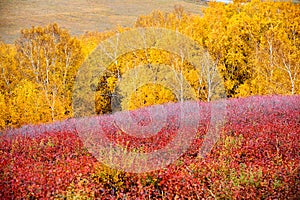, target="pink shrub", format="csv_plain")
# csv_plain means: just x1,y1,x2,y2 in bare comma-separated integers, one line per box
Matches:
0,95,299,199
